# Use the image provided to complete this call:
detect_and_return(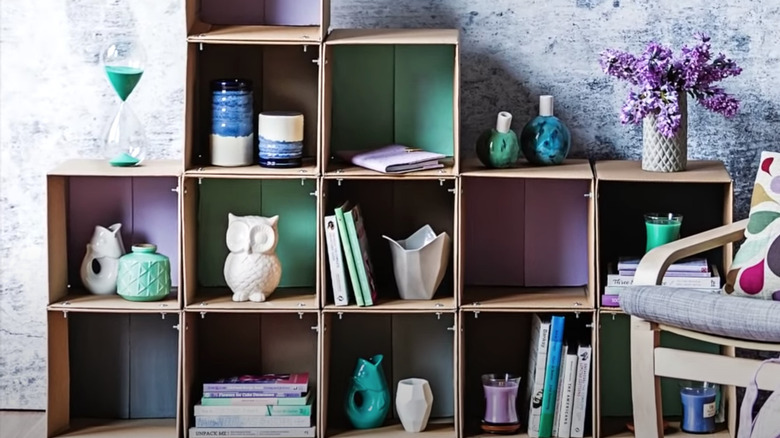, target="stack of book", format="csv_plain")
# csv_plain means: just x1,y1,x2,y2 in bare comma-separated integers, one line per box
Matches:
602,256,720,307
190,373,315,438
525,314,592,438
323,201,377,307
